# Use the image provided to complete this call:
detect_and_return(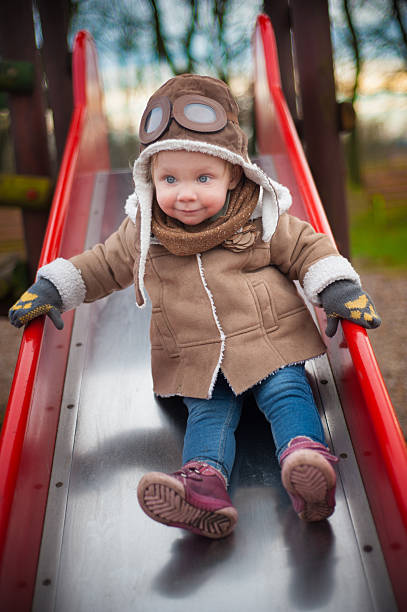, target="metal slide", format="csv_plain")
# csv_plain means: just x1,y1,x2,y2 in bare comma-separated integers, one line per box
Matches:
1,15,406,611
